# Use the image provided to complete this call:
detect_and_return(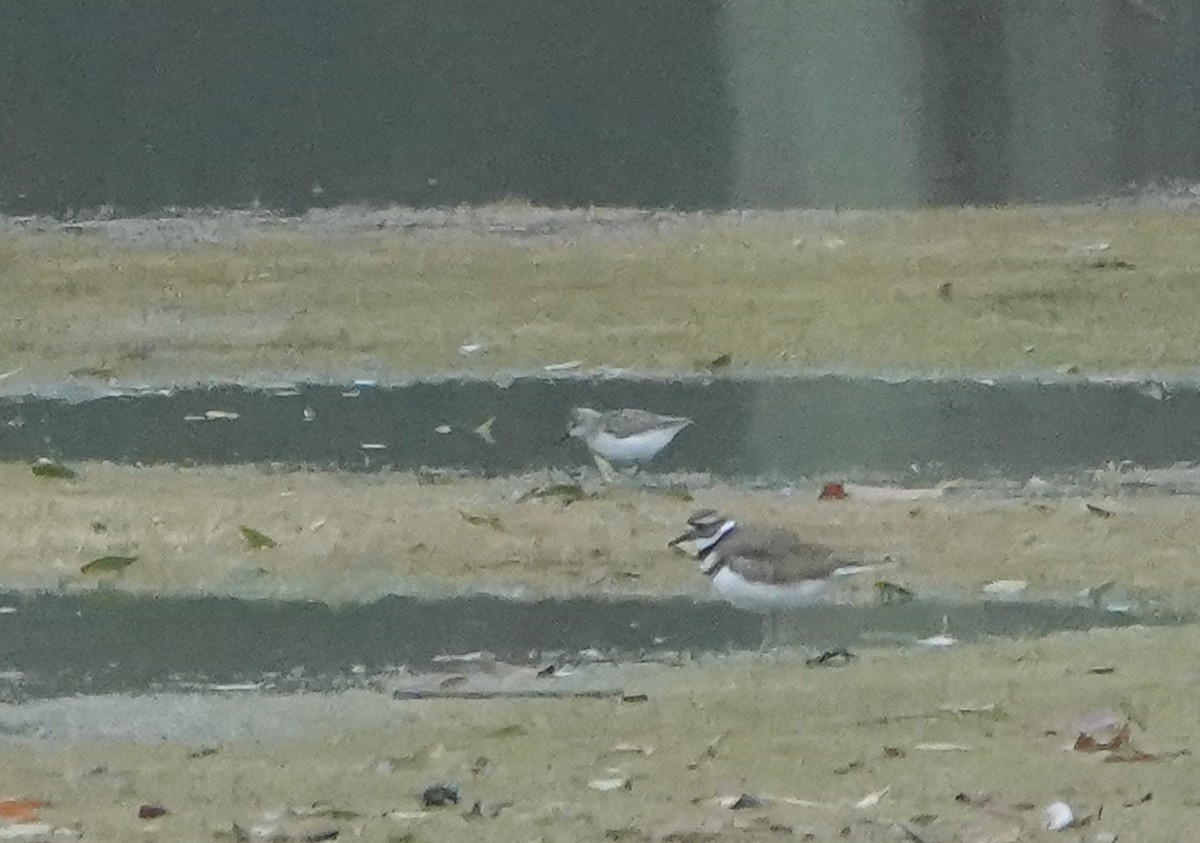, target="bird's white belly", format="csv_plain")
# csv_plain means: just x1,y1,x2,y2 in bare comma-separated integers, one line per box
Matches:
711,567,831,609
590,426,683,462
